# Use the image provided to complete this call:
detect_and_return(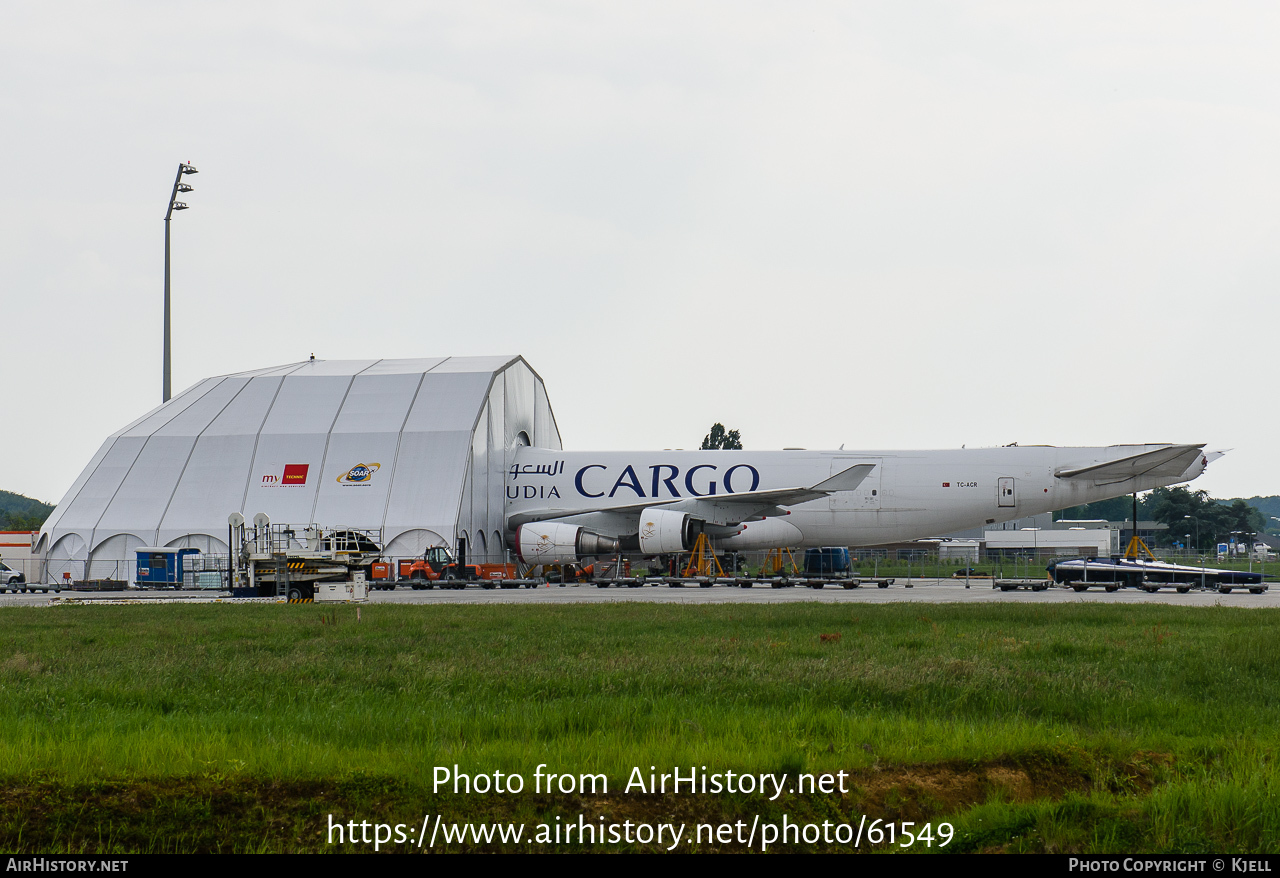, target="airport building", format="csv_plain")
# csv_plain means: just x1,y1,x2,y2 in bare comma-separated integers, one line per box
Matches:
982,527,1114,558
37,357,559,582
